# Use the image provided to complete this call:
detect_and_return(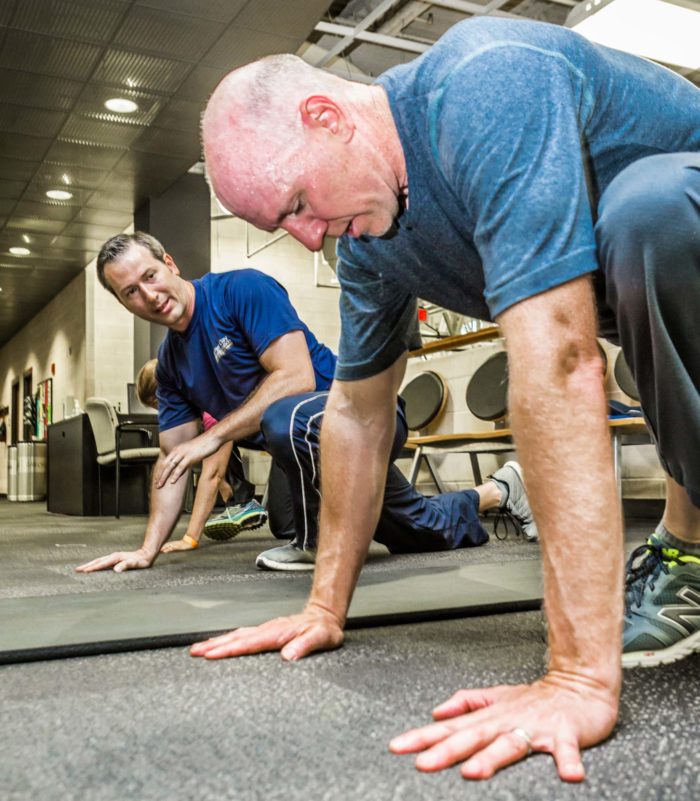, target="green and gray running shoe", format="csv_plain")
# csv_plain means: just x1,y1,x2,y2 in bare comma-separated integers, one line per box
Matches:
623,534,700,668
203,500,268,541
488,461,539,542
